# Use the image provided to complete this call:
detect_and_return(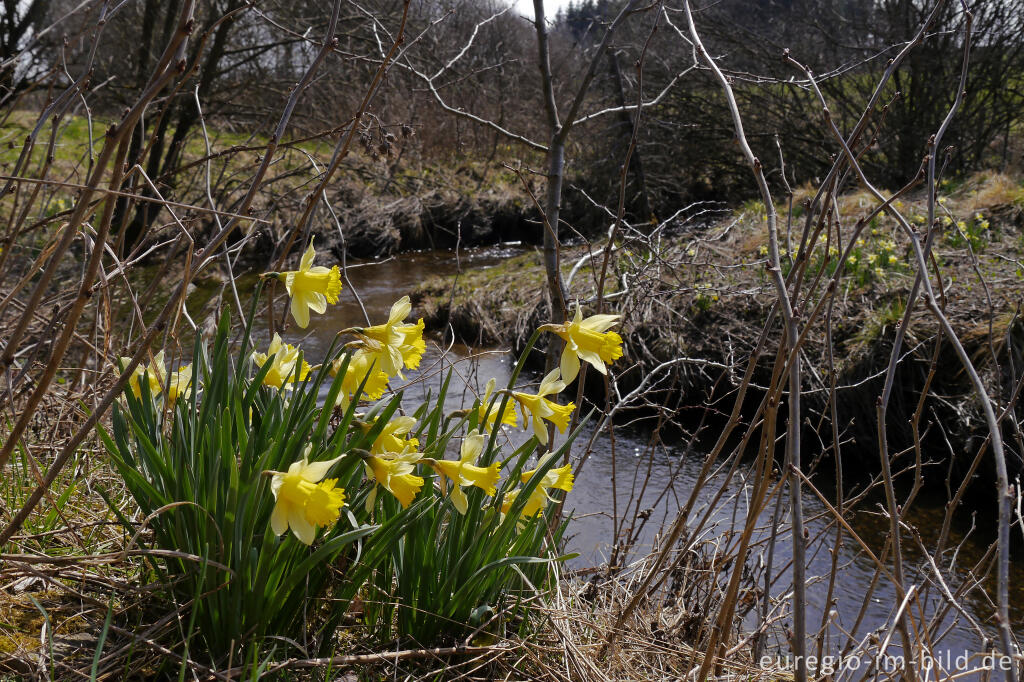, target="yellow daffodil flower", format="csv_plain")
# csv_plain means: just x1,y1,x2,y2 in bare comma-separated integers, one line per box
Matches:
253,334,311,389
365,448,424,508
522,457,575,493
120,350,165,398
277,241,342,328
541,304,623,384
166,364,193,406
477,378,517,432
119,351,192,405
269,446,345,545
350,296,425,379
364,415,419,455
429,433,502,514
500,488,544,519
501,458,575,519
511,369,575,445
331,350,390,409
